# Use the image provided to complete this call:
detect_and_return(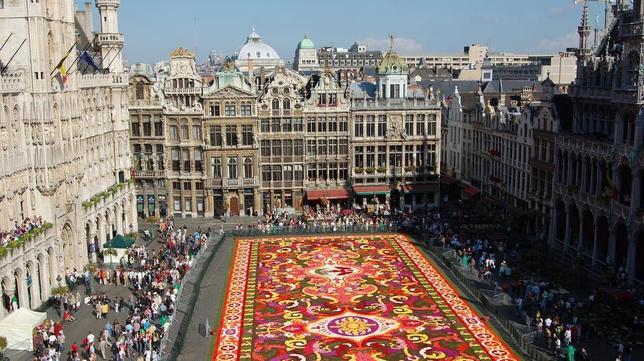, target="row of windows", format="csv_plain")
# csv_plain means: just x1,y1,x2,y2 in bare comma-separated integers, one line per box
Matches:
172,181,205,191
210,156,254,179
306,116,349,133
306,163,349,181
169,125,202,141
208,102,253,117
171,78,196,89
260,140,305,157
260,118,304,133
354,114,438,138
260,165,307,182
319,59,378,67
170,148,203,172
354,144,437,168
132,121,163,137
209,125,254,147
305,139,349,156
